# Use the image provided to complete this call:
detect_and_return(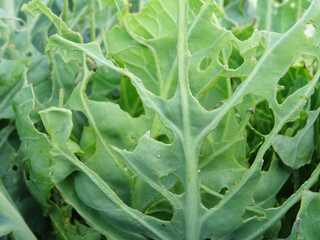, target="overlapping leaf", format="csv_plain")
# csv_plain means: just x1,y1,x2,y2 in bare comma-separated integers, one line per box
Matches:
2,0,320,239
0,180,36,240
21,0,320,239
290,190,320,240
